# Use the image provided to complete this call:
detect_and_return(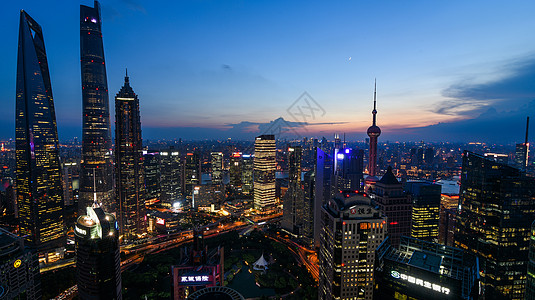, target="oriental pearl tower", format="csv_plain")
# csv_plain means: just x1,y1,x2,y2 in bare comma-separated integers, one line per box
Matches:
365,81,381,190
